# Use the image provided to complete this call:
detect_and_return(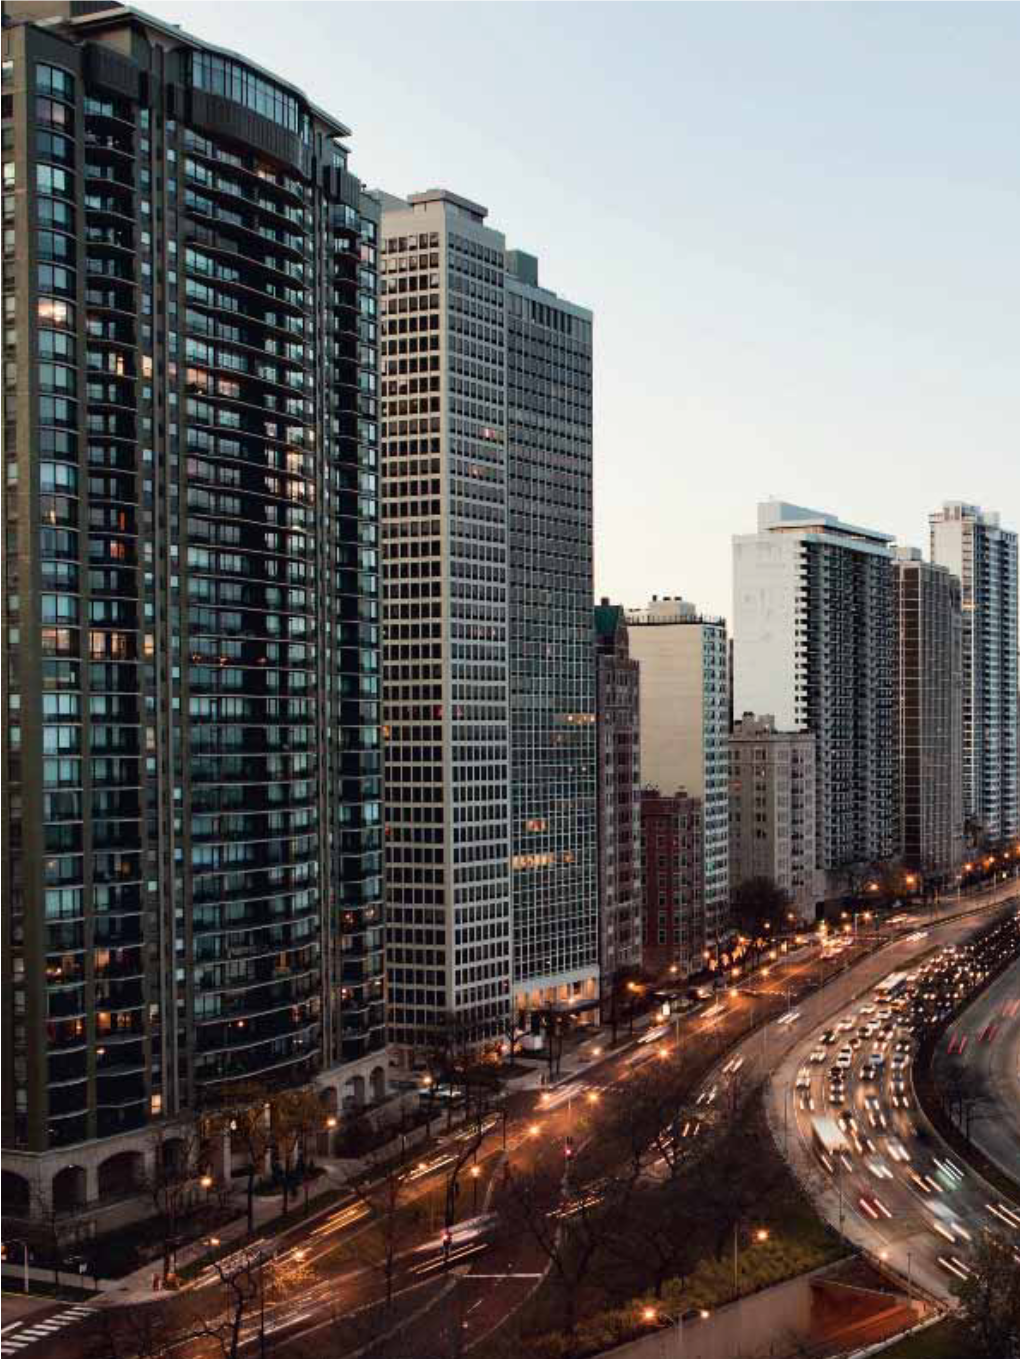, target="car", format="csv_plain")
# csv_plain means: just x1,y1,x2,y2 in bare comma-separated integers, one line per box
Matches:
836,1052,852,1069
810,1047,827,1064
864,1096,887,1129
895,1039,911,1054
891,1053,909,1070
837,1018,854,1032
890,1077,910,1108
796,1068,812,1090
820,1029,836,1045
859,1194,893,1221
885,1137,911,1162
860,1063,877,1081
